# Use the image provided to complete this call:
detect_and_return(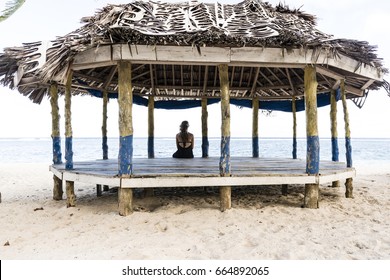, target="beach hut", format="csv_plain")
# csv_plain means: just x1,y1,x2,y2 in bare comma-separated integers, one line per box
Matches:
0,0,388,215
